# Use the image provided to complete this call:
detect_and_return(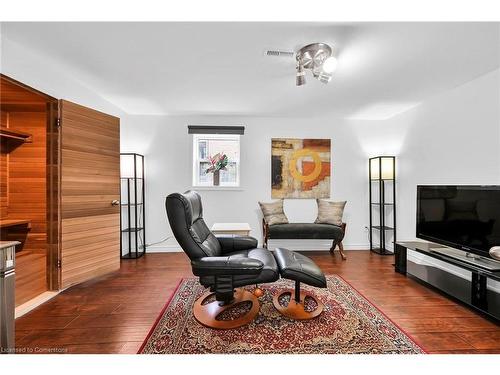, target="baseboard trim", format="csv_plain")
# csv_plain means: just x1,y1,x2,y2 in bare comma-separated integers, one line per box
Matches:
15,291,59,319
147,245,183,253
147,241,371,253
